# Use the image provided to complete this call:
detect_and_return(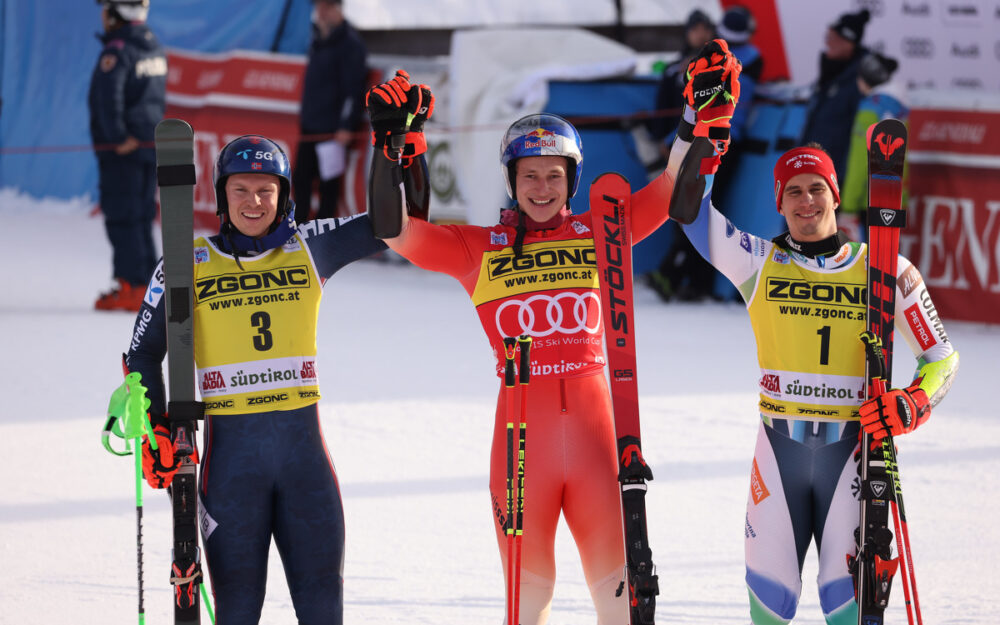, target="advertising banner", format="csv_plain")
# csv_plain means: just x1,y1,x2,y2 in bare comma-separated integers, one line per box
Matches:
164,49,375,229
903,107,1000,324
